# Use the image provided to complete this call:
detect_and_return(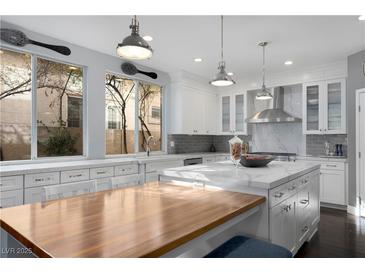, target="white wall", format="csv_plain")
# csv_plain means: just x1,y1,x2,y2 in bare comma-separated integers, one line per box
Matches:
1,21,171,159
